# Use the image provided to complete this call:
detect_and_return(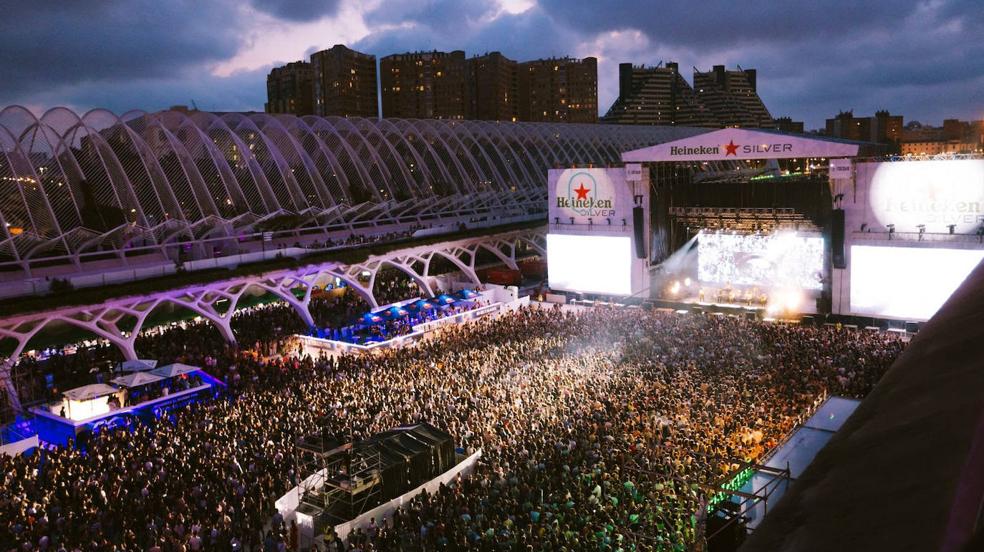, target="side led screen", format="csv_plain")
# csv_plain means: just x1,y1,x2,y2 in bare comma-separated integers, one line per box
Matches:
850,245,984,320
547,233,632,295
697,231,824,290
